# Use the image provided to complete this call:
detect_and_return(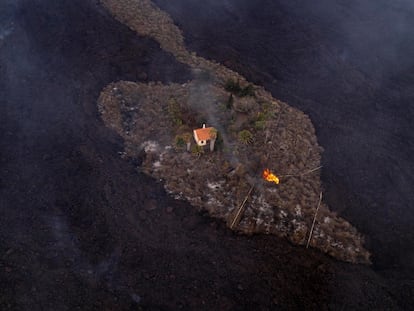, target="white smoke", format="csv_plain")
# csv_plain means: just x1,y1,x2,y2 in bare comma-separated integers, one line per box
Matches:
0,23,14,41
0,26,13,41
